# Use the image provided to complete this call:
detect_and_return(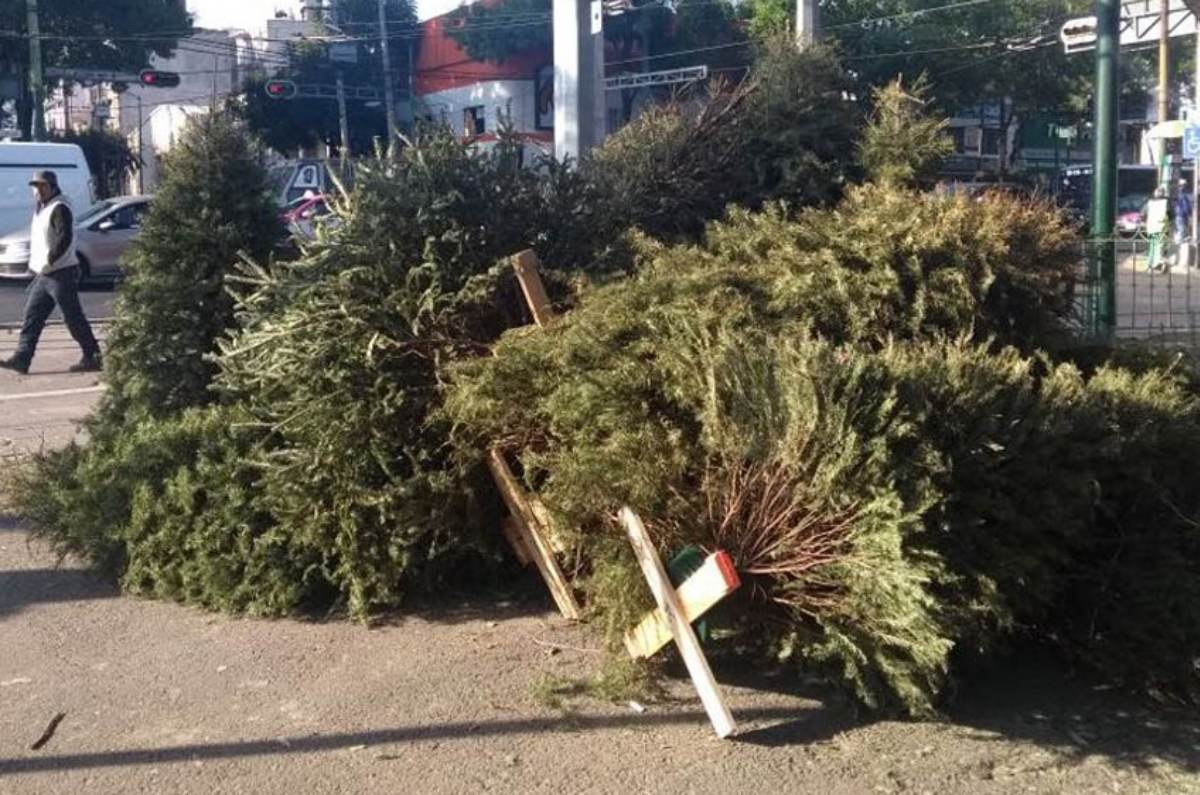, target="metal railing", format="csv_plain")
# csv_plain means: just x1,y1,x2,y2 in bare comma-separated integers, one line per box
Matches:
1078,234,1200,347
